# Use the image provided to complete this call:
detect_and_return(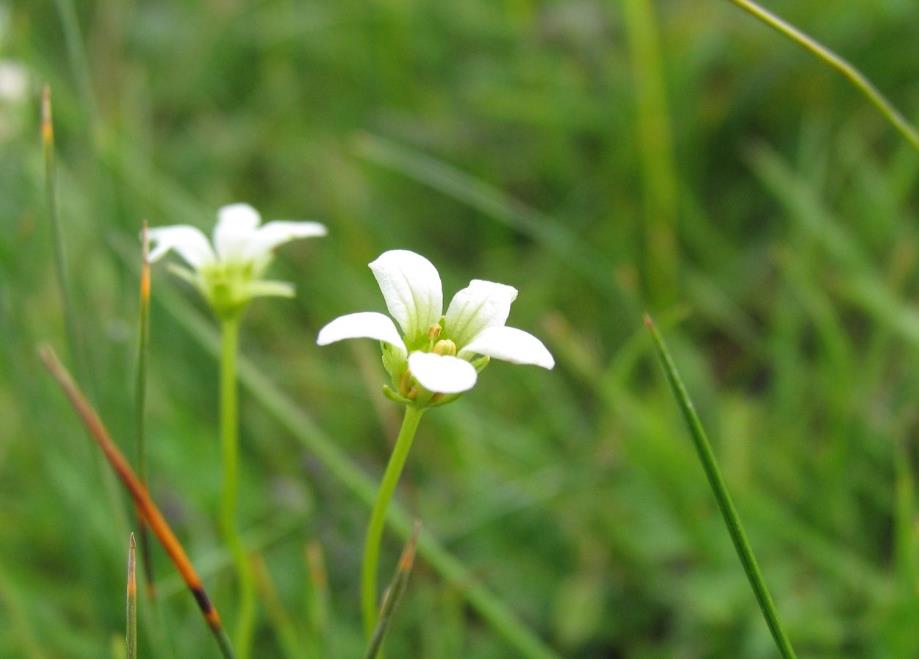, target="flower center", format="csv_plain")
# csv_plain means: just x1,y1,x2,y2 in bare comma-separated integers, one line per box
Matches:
432,339,457,356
